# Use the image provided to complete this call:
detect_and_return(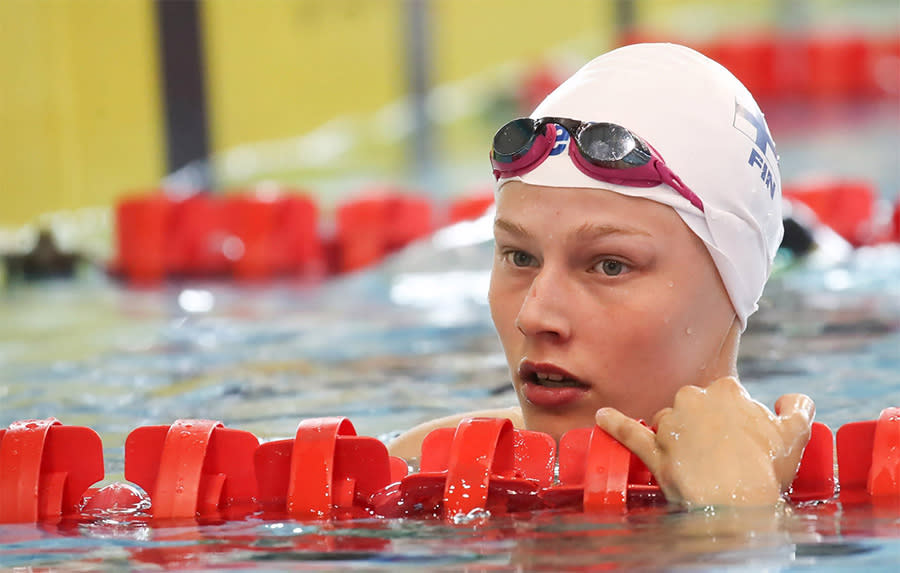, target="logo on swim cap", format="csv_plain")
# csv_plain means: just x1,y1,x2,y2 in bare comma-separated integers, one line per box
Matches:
732,100,779,199
549,126,569,157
